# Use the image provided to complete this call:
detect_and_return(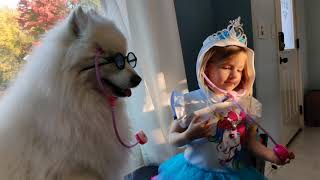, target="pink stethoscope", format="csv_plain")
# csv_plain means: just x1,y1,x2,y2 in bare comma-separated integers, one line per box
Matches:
202,72,295,164
94,48,147,148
